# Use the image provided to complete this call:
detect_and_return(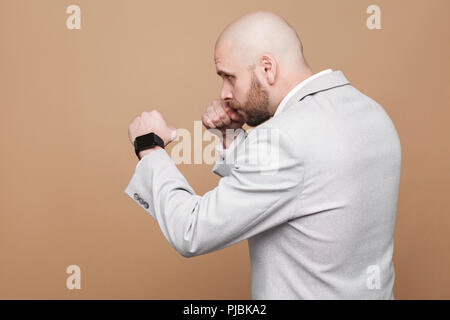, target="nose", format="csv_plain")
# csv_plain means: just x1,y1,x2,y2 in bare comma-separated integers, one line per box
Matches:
220,82,233,101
